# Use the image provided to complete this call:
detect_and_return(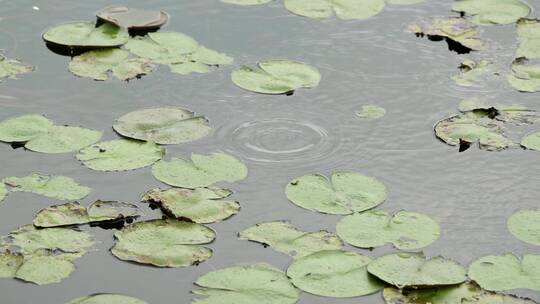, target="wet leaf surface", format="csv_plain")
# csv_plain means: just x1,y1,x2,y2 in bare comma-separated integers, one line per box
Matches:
97,6,168,30
67,294,148,304
14,254,74,285
0,54,33,82
43,22,129,48
452,0,531,25
2,174,91,200
284,0,386,20
356,104,386,119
